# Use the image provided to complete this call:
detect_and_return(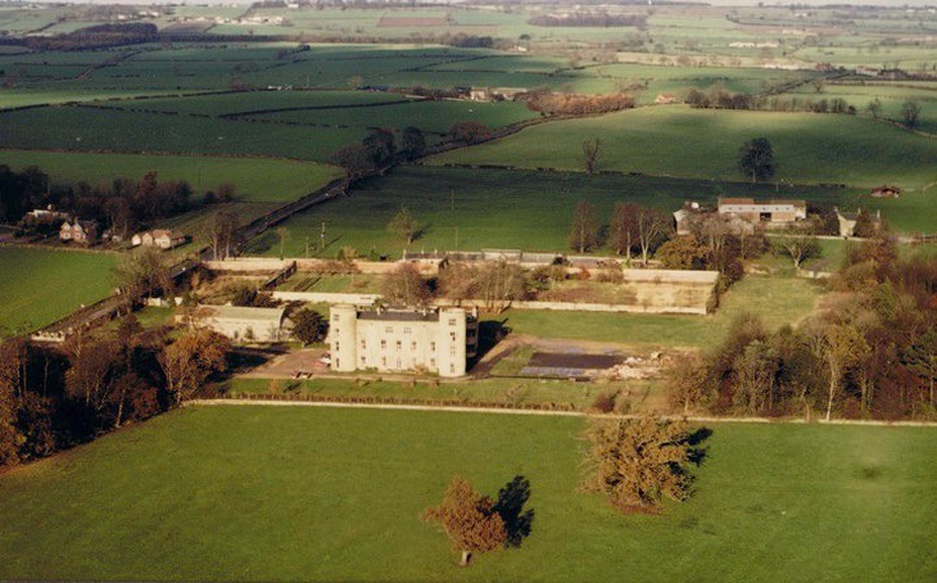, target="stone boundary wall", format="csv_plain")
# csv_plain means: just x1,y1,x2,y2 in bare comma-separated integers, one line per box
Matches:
270,292,708,315
272,291,382,304
207,257,718,283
